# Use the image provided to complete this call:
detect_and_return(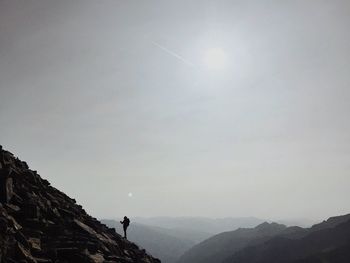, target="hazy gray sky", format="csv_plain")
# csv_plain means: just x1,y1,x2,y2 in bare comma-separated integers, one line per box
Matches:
1,0,349,221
